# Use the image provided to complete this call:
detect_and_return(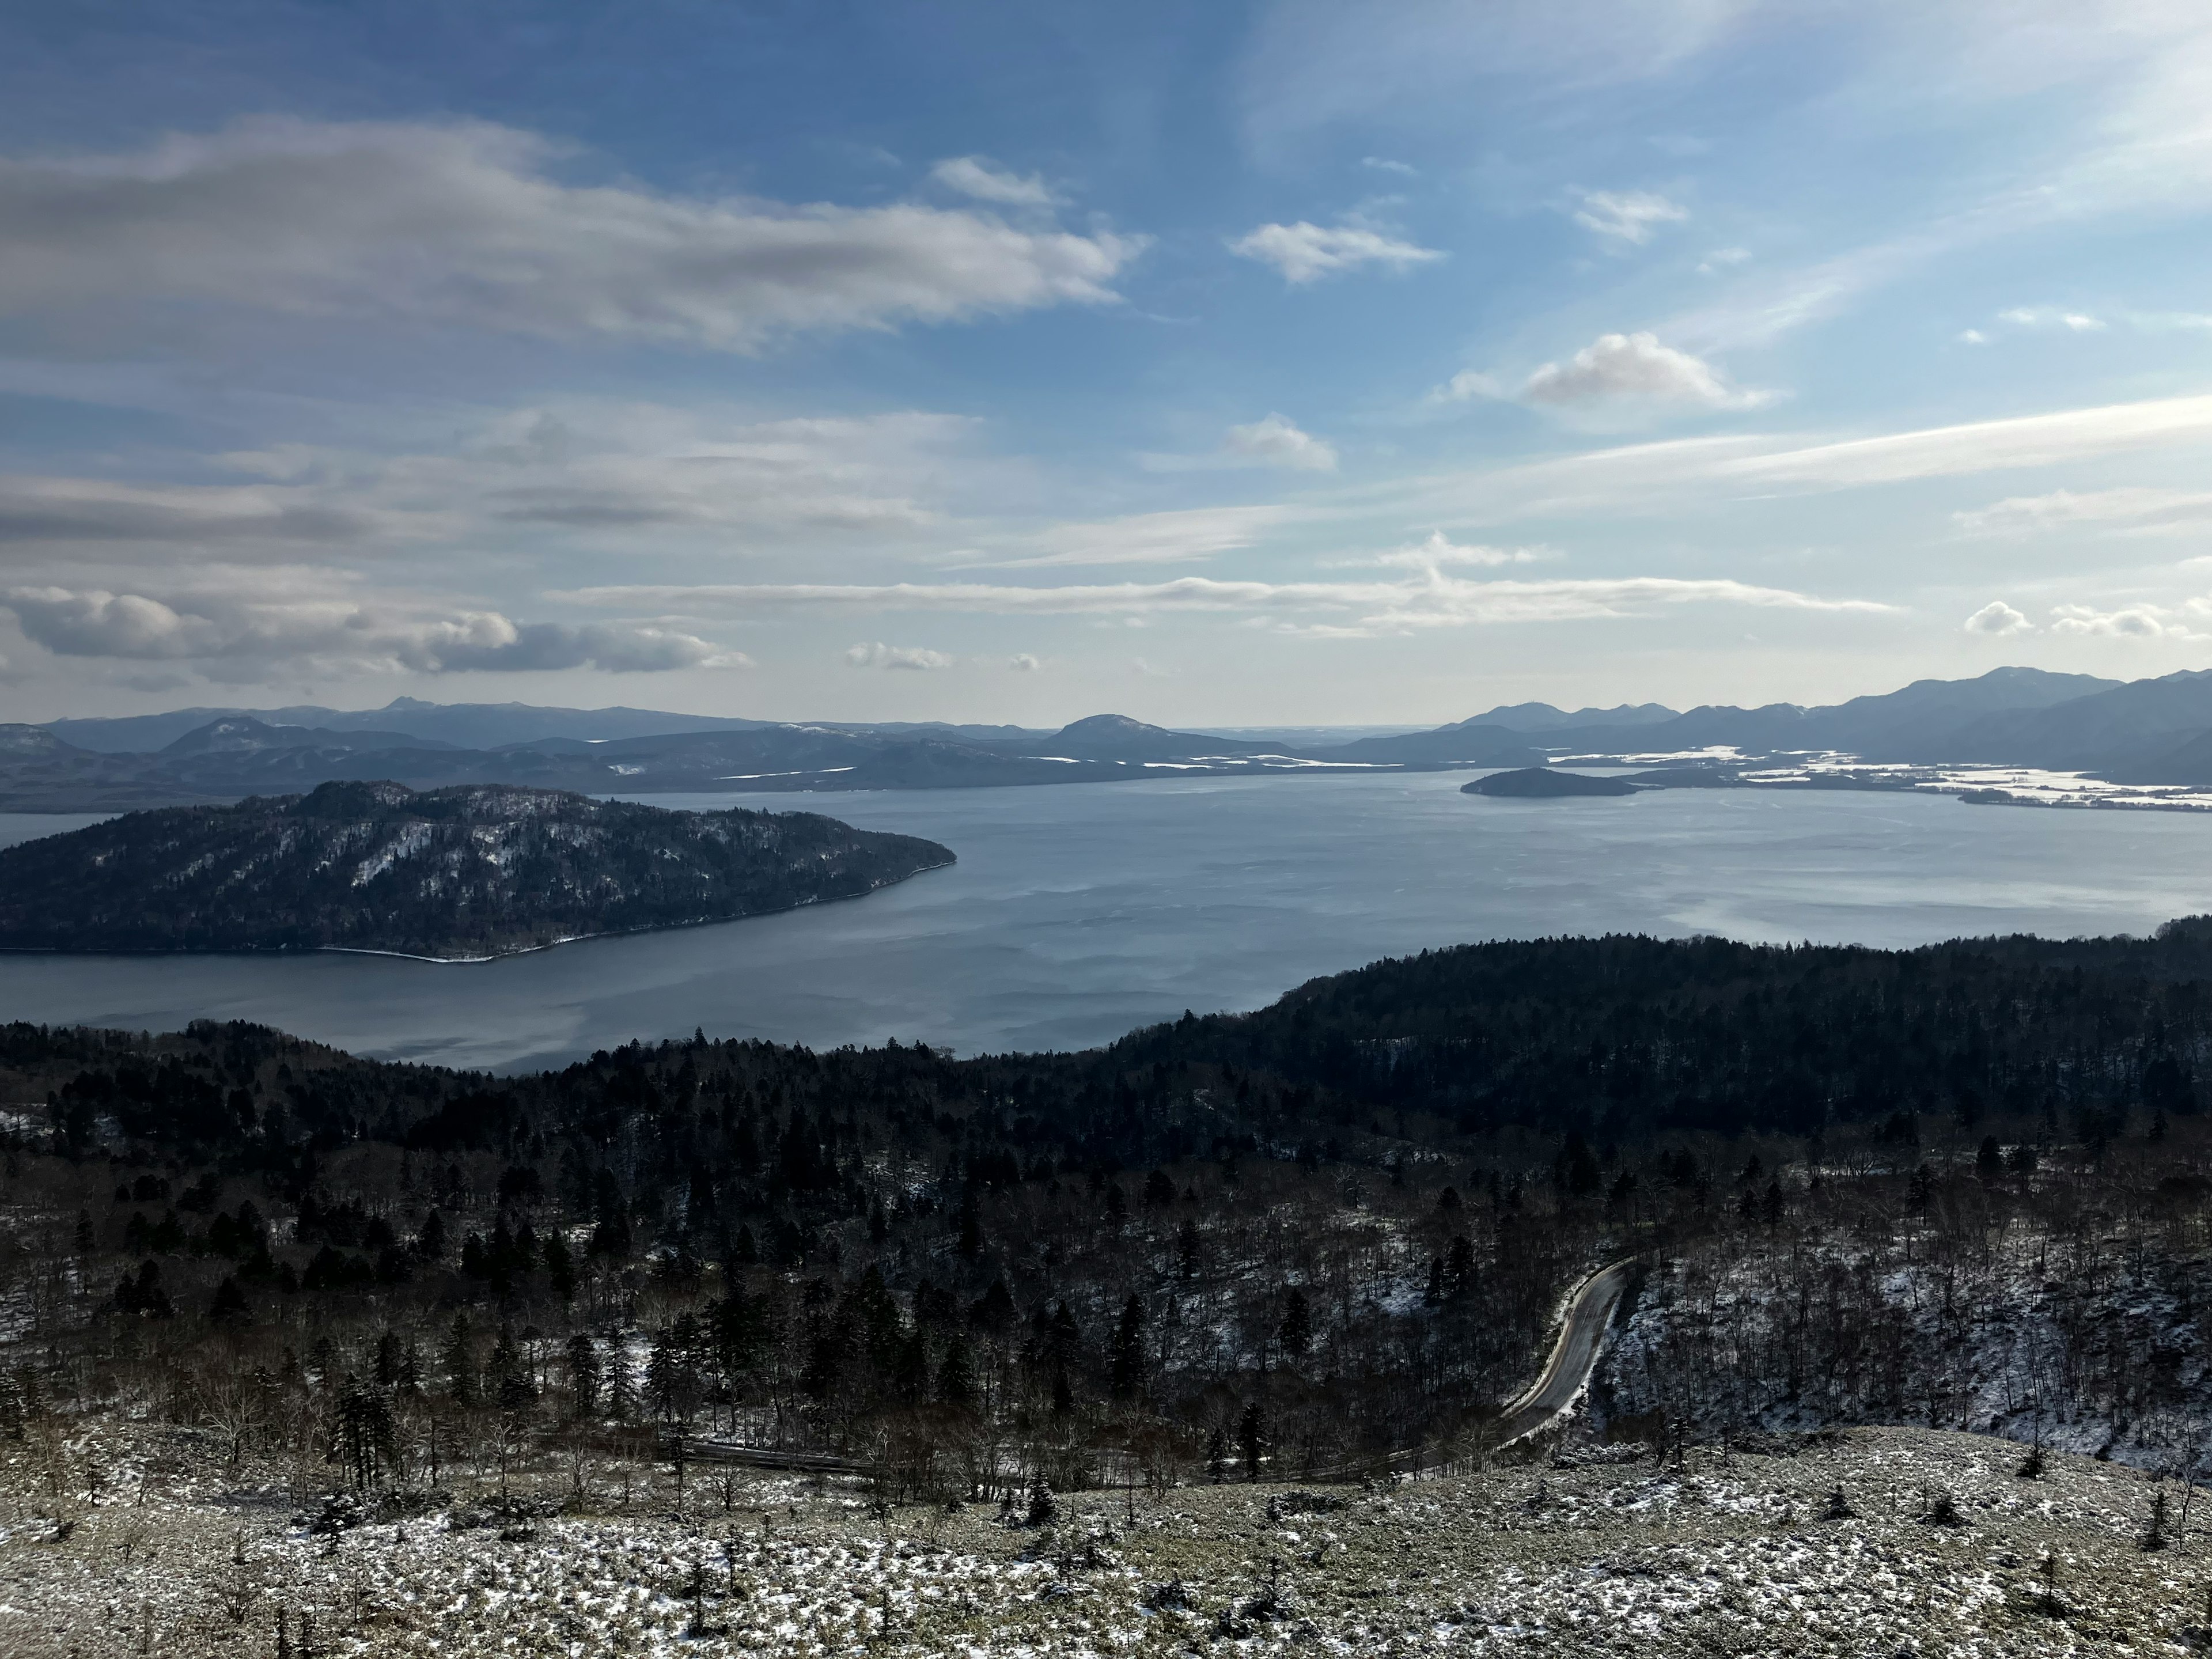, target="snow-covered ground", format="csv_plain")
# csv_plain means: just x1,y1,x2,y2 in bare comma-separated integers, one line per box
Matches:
1,1419,2203,1655
1596,1245,2212,1477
